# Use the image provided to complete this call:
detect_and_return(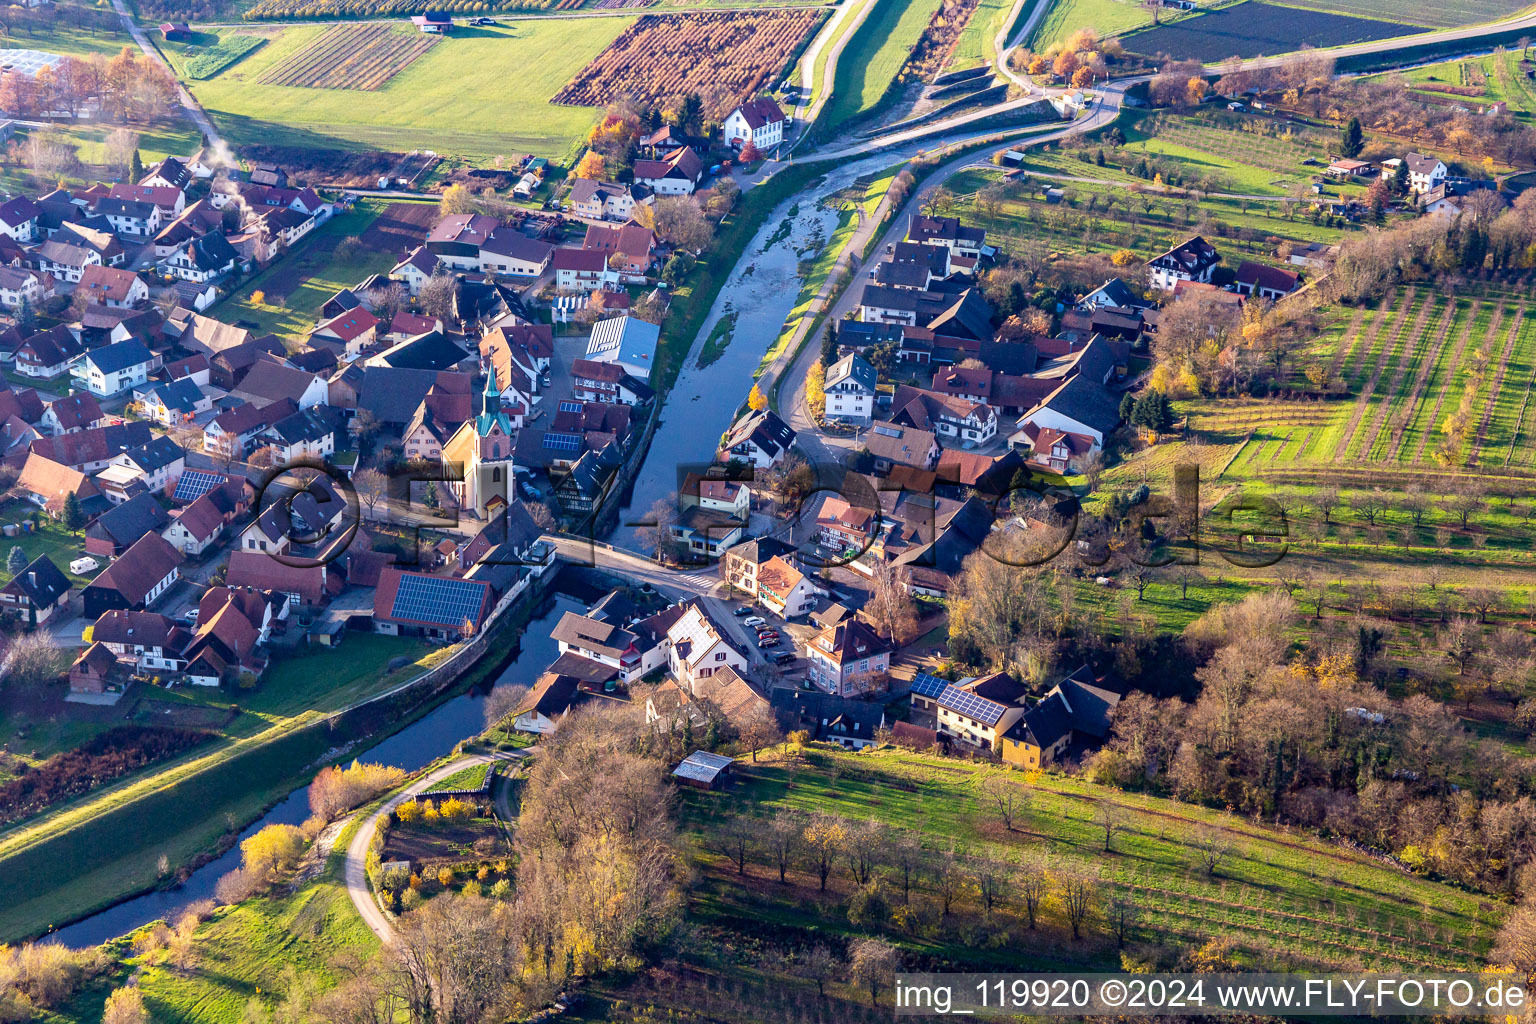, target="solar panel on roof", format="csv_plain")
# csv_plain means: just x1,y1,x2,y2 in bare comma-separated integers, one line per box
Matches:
543,432,581,452
558,400,583,413
389,574,487,626
173,469,225,503
871,424,901,437
939,684,1006,725
910,672,948,698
